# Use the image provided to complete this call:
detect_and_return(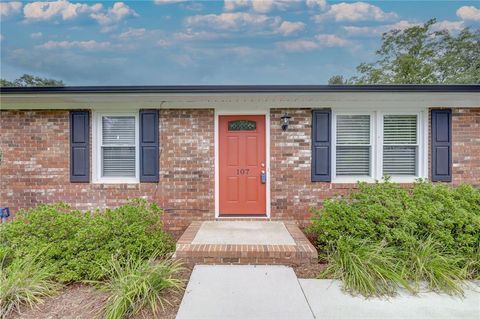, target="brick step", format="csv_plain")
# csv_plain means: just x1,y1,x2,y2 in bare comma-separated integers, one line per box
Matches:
174,221,318,265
